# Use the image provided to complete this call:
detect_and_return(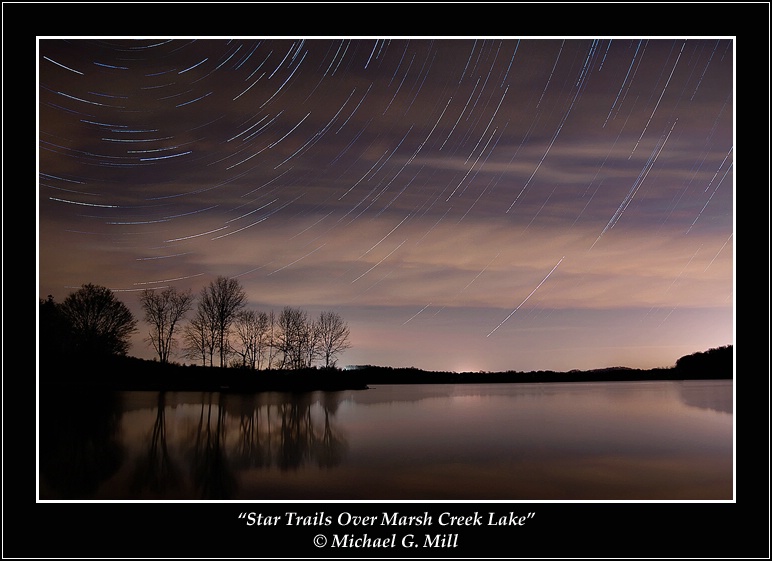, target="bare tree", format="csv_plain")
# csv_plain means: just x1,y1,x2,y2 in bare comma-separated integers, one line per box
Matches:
200,276,247,368
59,283,138,357
276,306,310,369
182,310,214,367
233,309,270,369
316,310,351,368
303,316,322,368
139,287,193,364
232,310,256,369
254,311,272,370
196,286,220,366
265,310,279,369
